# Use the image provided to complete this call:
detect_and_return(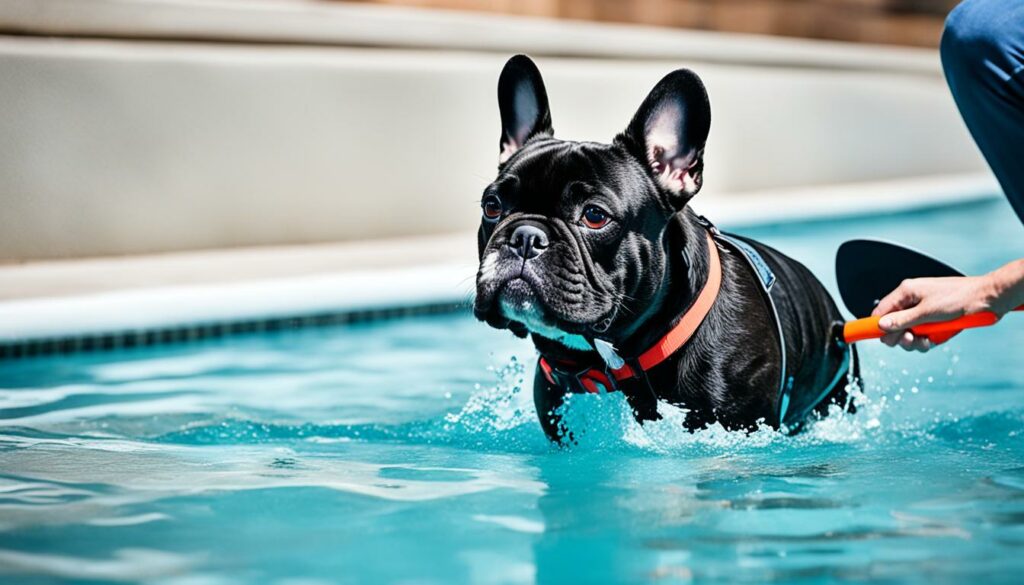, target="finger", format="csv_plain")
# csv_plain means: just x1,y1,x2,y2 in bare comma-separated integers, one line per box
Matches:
872,280,919,317
897,331,917,351
879,305,929,332
910,337,934,353
880,332,902,346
